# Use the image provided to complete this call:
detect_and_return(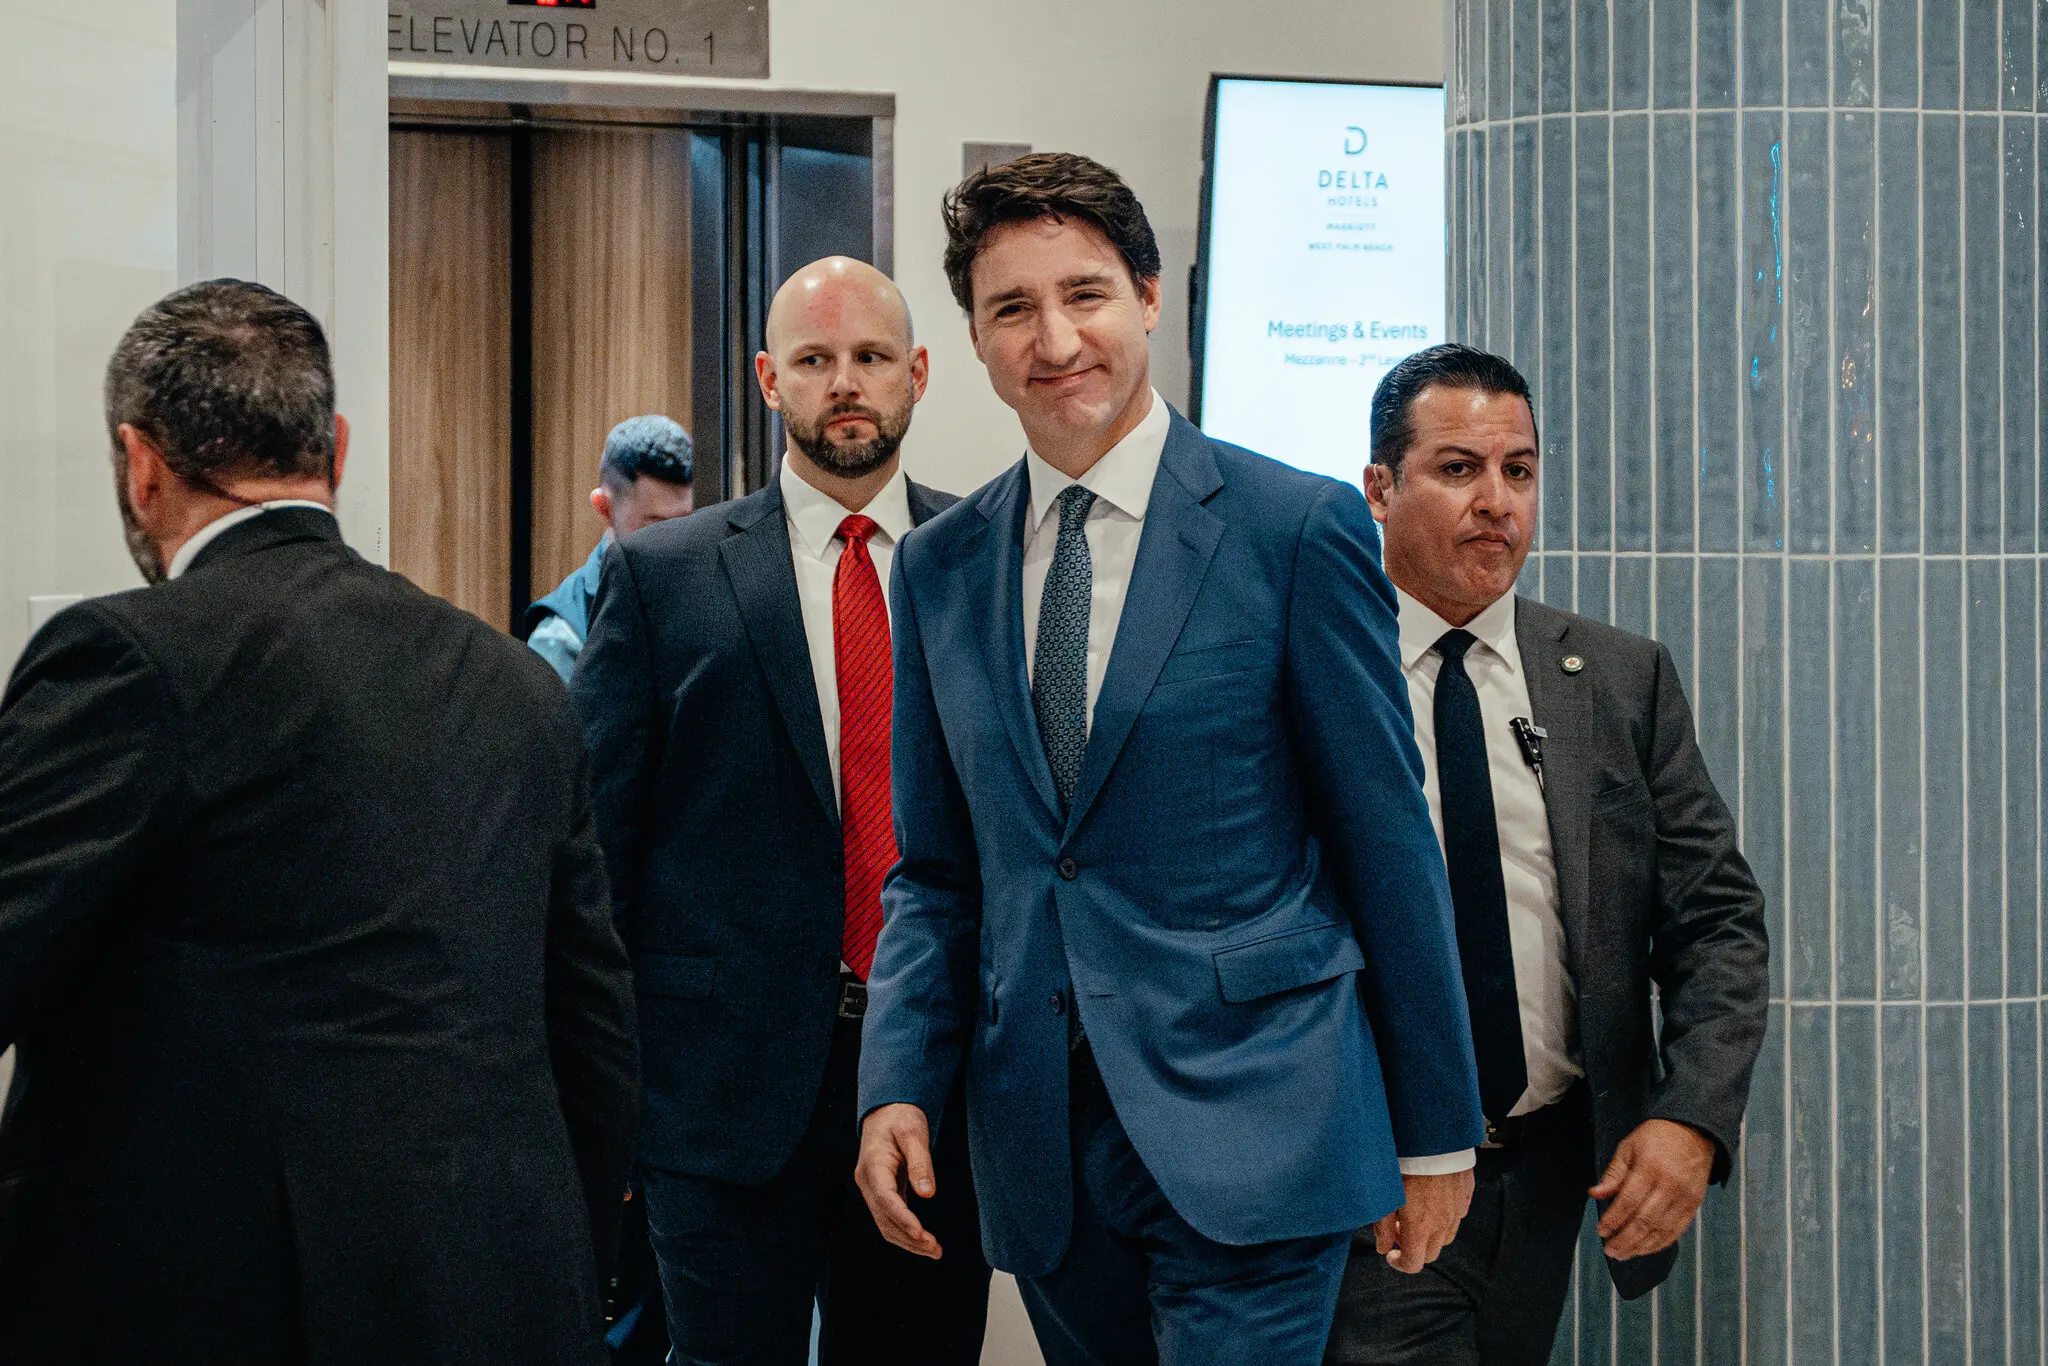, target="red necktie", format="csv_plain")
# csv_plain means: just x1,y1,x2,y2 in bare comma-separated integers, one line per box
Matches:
834,514,896,980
